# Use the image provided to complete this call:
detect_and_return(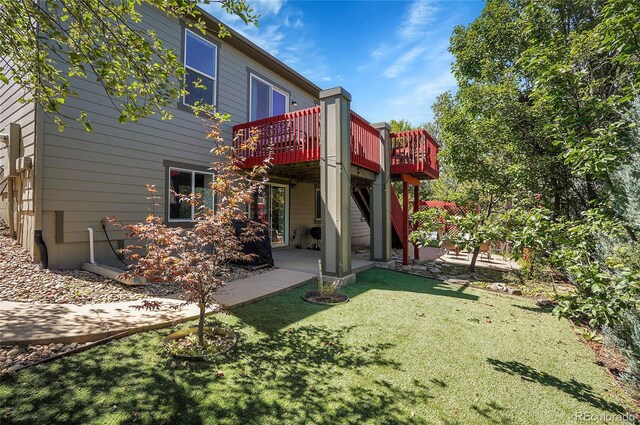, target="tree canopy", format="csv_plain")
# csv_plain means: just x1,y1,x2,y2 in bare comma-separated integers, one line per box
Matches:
434,0,639,238
0,0,258,130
